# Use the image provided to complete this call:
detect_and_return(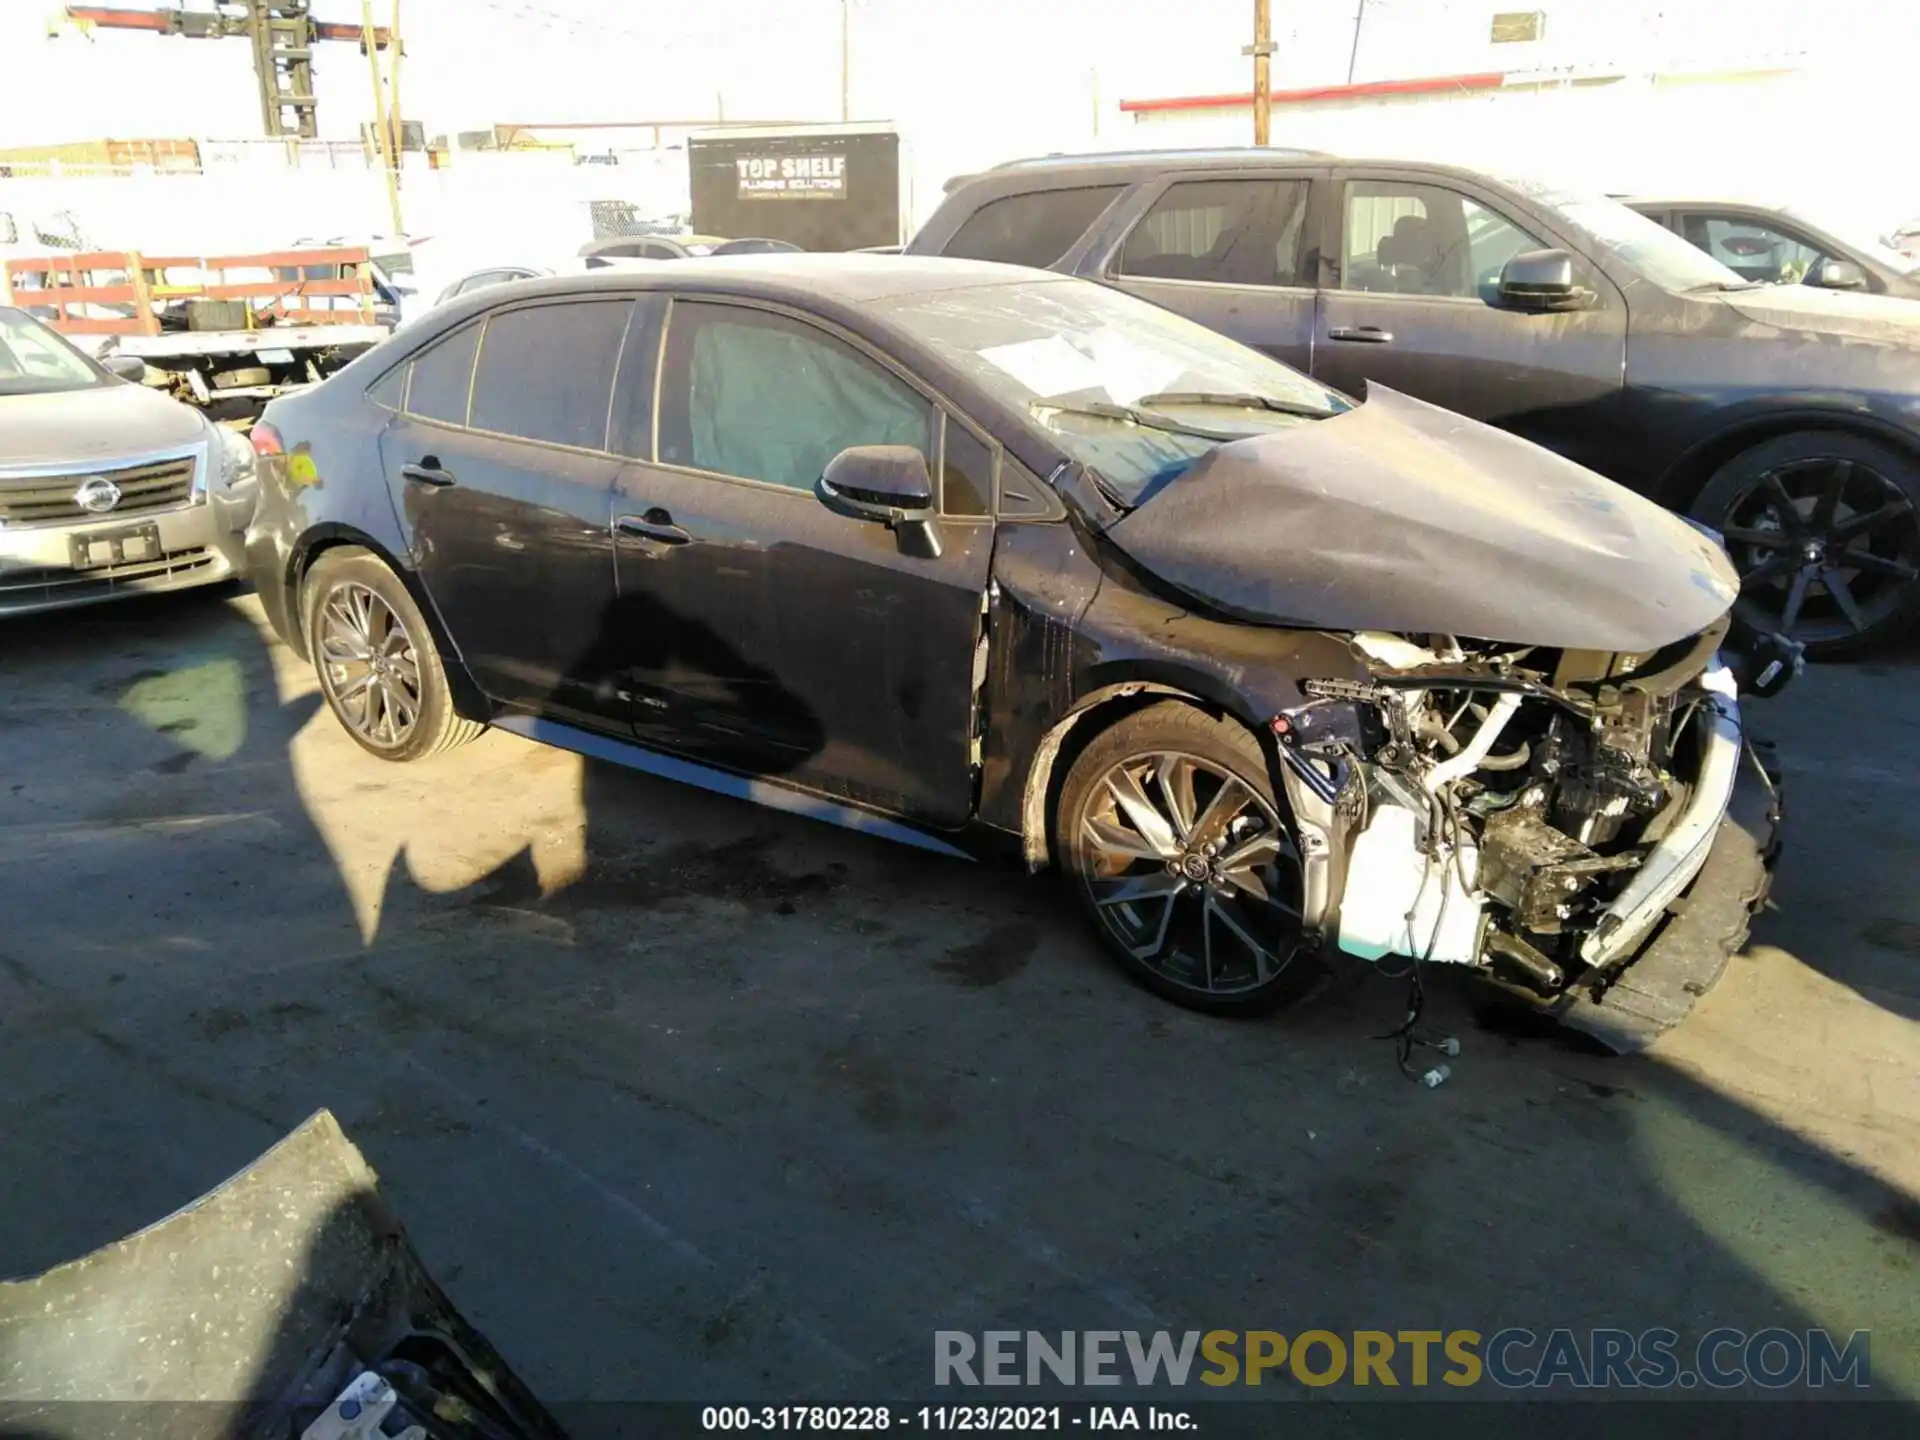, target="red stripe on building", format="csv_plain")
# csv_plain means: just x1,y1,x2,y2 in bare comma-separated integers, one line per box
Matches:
1120,71,1507,114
